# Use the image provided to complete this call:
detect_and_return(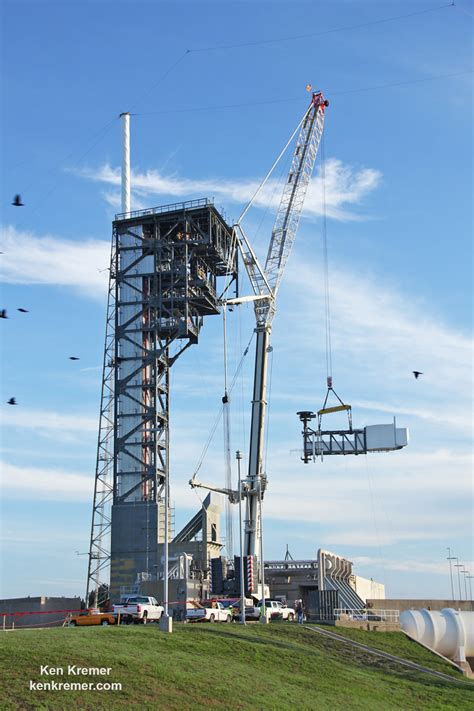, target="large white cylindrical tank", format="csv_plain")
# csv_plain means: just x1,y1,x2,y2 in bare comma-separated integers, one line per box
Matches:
400,608,474,659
